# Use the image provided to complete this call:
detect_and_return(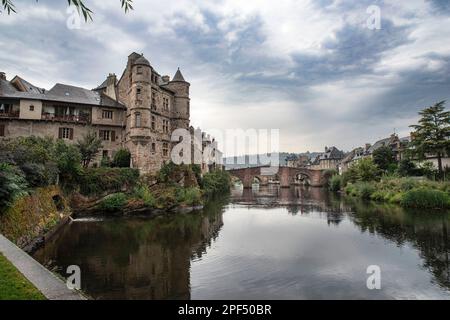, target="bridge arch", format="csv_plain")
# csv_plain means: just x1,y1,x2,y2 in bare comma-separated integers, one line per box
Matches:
228,166,327,188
